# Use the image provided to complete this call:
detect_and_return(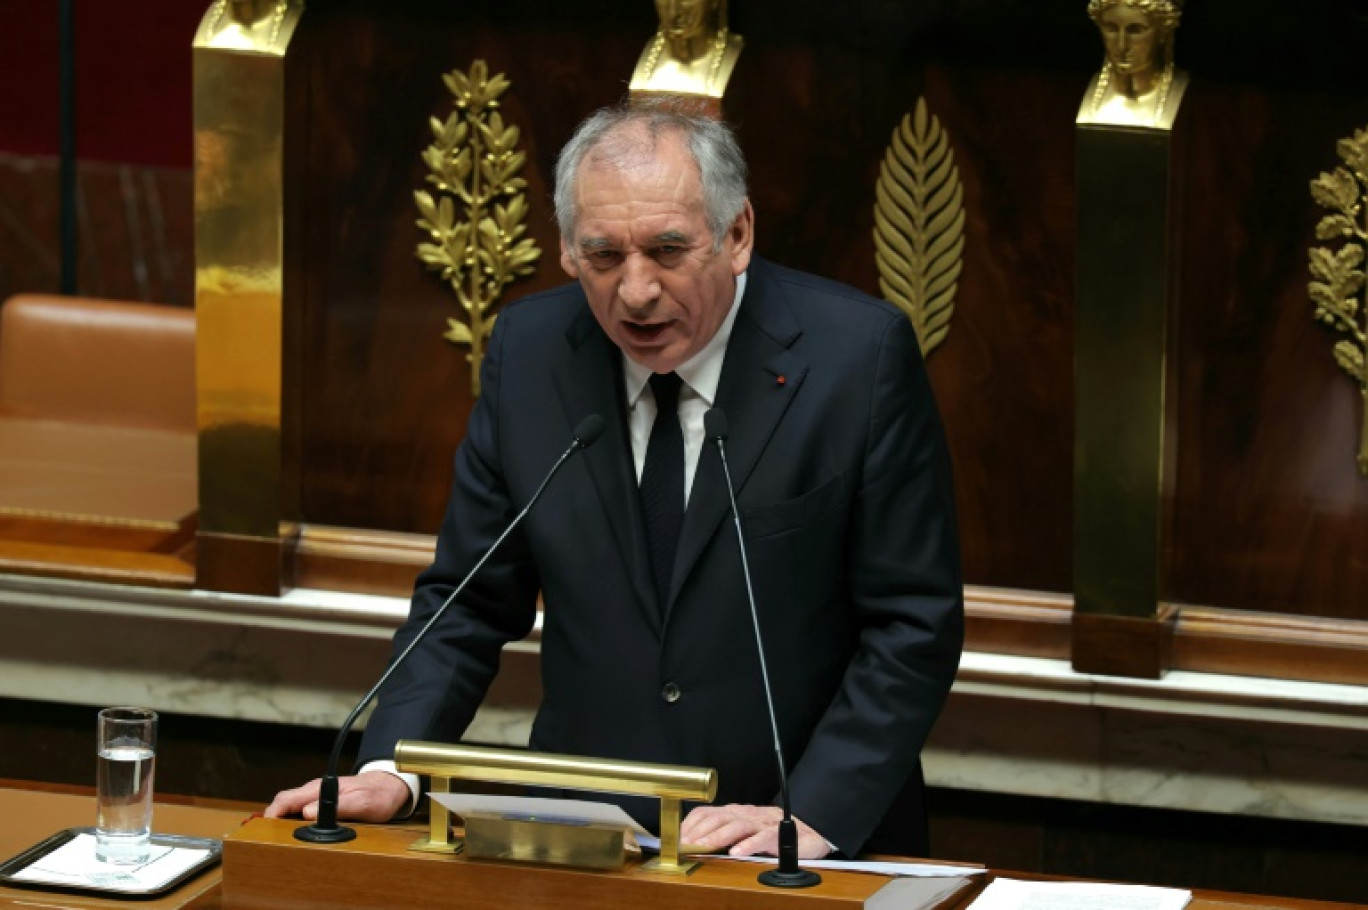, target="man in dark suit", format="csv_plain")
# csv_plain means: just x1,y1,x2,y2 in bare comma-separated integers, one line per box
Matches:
268,104,962,859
